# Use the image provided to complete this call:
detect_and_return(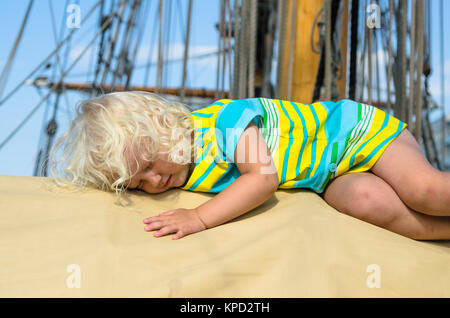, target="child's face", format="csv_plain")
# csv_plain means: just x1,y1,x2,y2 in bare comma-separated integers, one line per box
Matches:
126,152,191,194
